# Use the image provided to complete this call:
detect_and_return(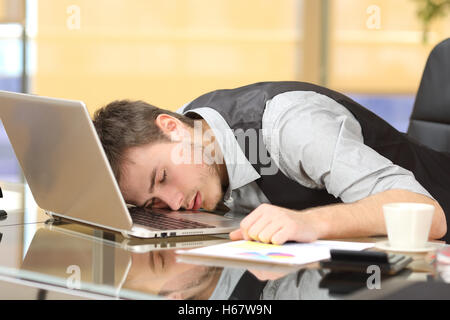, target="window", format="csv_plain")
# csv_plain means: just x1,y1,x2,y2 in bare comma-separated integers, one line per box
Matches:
0,23,23,182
